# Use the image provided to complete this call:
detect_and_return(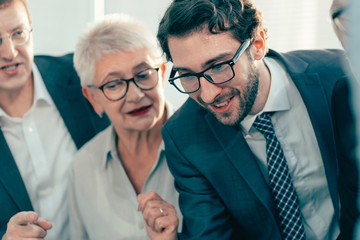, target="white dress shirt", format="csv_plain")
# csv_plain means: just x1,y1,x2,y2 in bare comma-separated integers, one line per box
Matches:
0,64,77,240
240,57,339,240
69,104,182,240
